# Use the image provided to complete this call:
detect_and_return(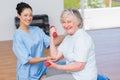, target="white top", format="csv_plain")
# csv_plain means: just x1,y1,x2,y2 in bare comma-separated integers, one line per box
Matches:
58,29,97,80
